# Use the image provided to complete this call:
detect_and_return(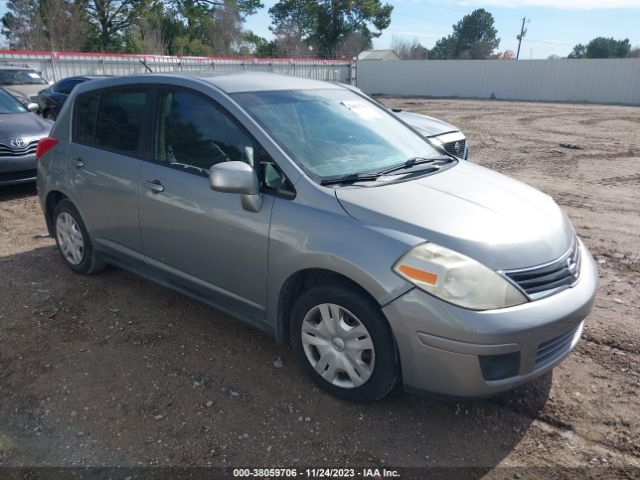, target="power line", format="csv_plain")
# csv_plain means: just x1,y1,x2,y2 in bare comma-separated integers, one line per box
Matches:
524,39,574,46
